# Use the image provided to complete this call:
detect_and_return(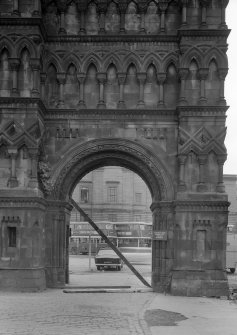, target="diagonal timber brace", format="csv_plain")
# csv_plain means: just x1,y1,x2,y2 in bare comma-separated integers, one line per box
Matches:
70,198,151,288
